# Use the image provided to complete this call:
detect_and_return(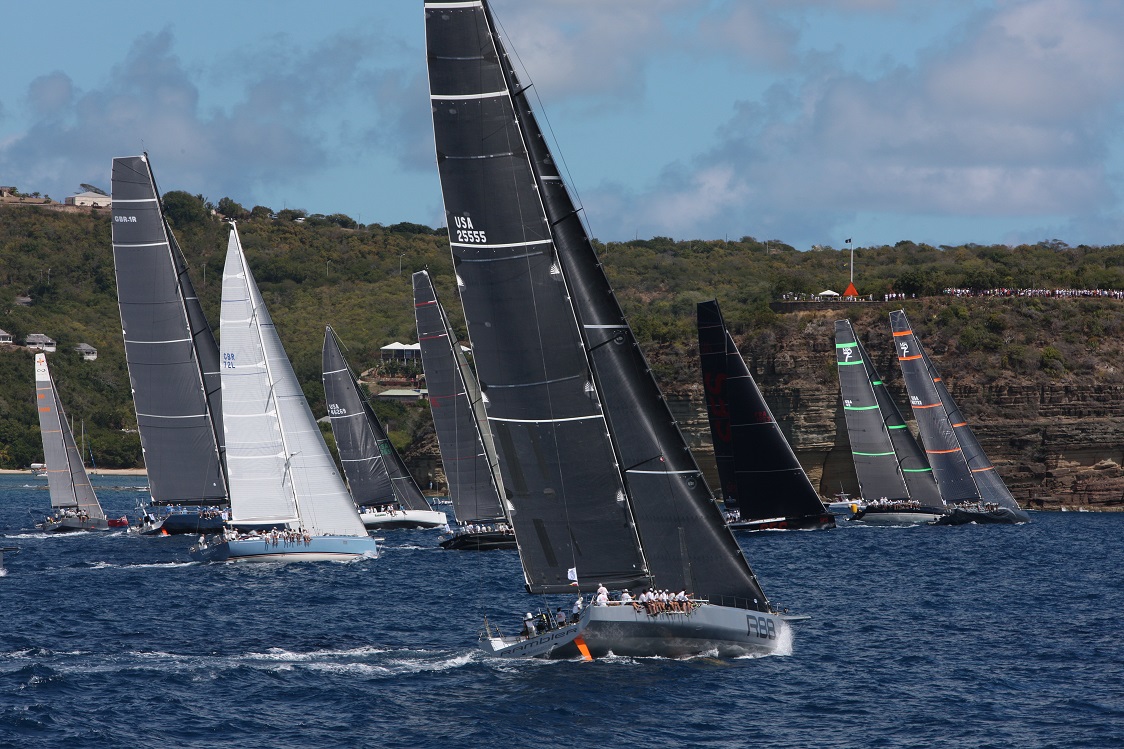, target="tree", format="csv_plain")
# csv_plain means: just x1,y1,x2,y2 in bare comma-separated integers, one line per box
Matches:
216,197,248,220
250,205,273,220
162,191,210,228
